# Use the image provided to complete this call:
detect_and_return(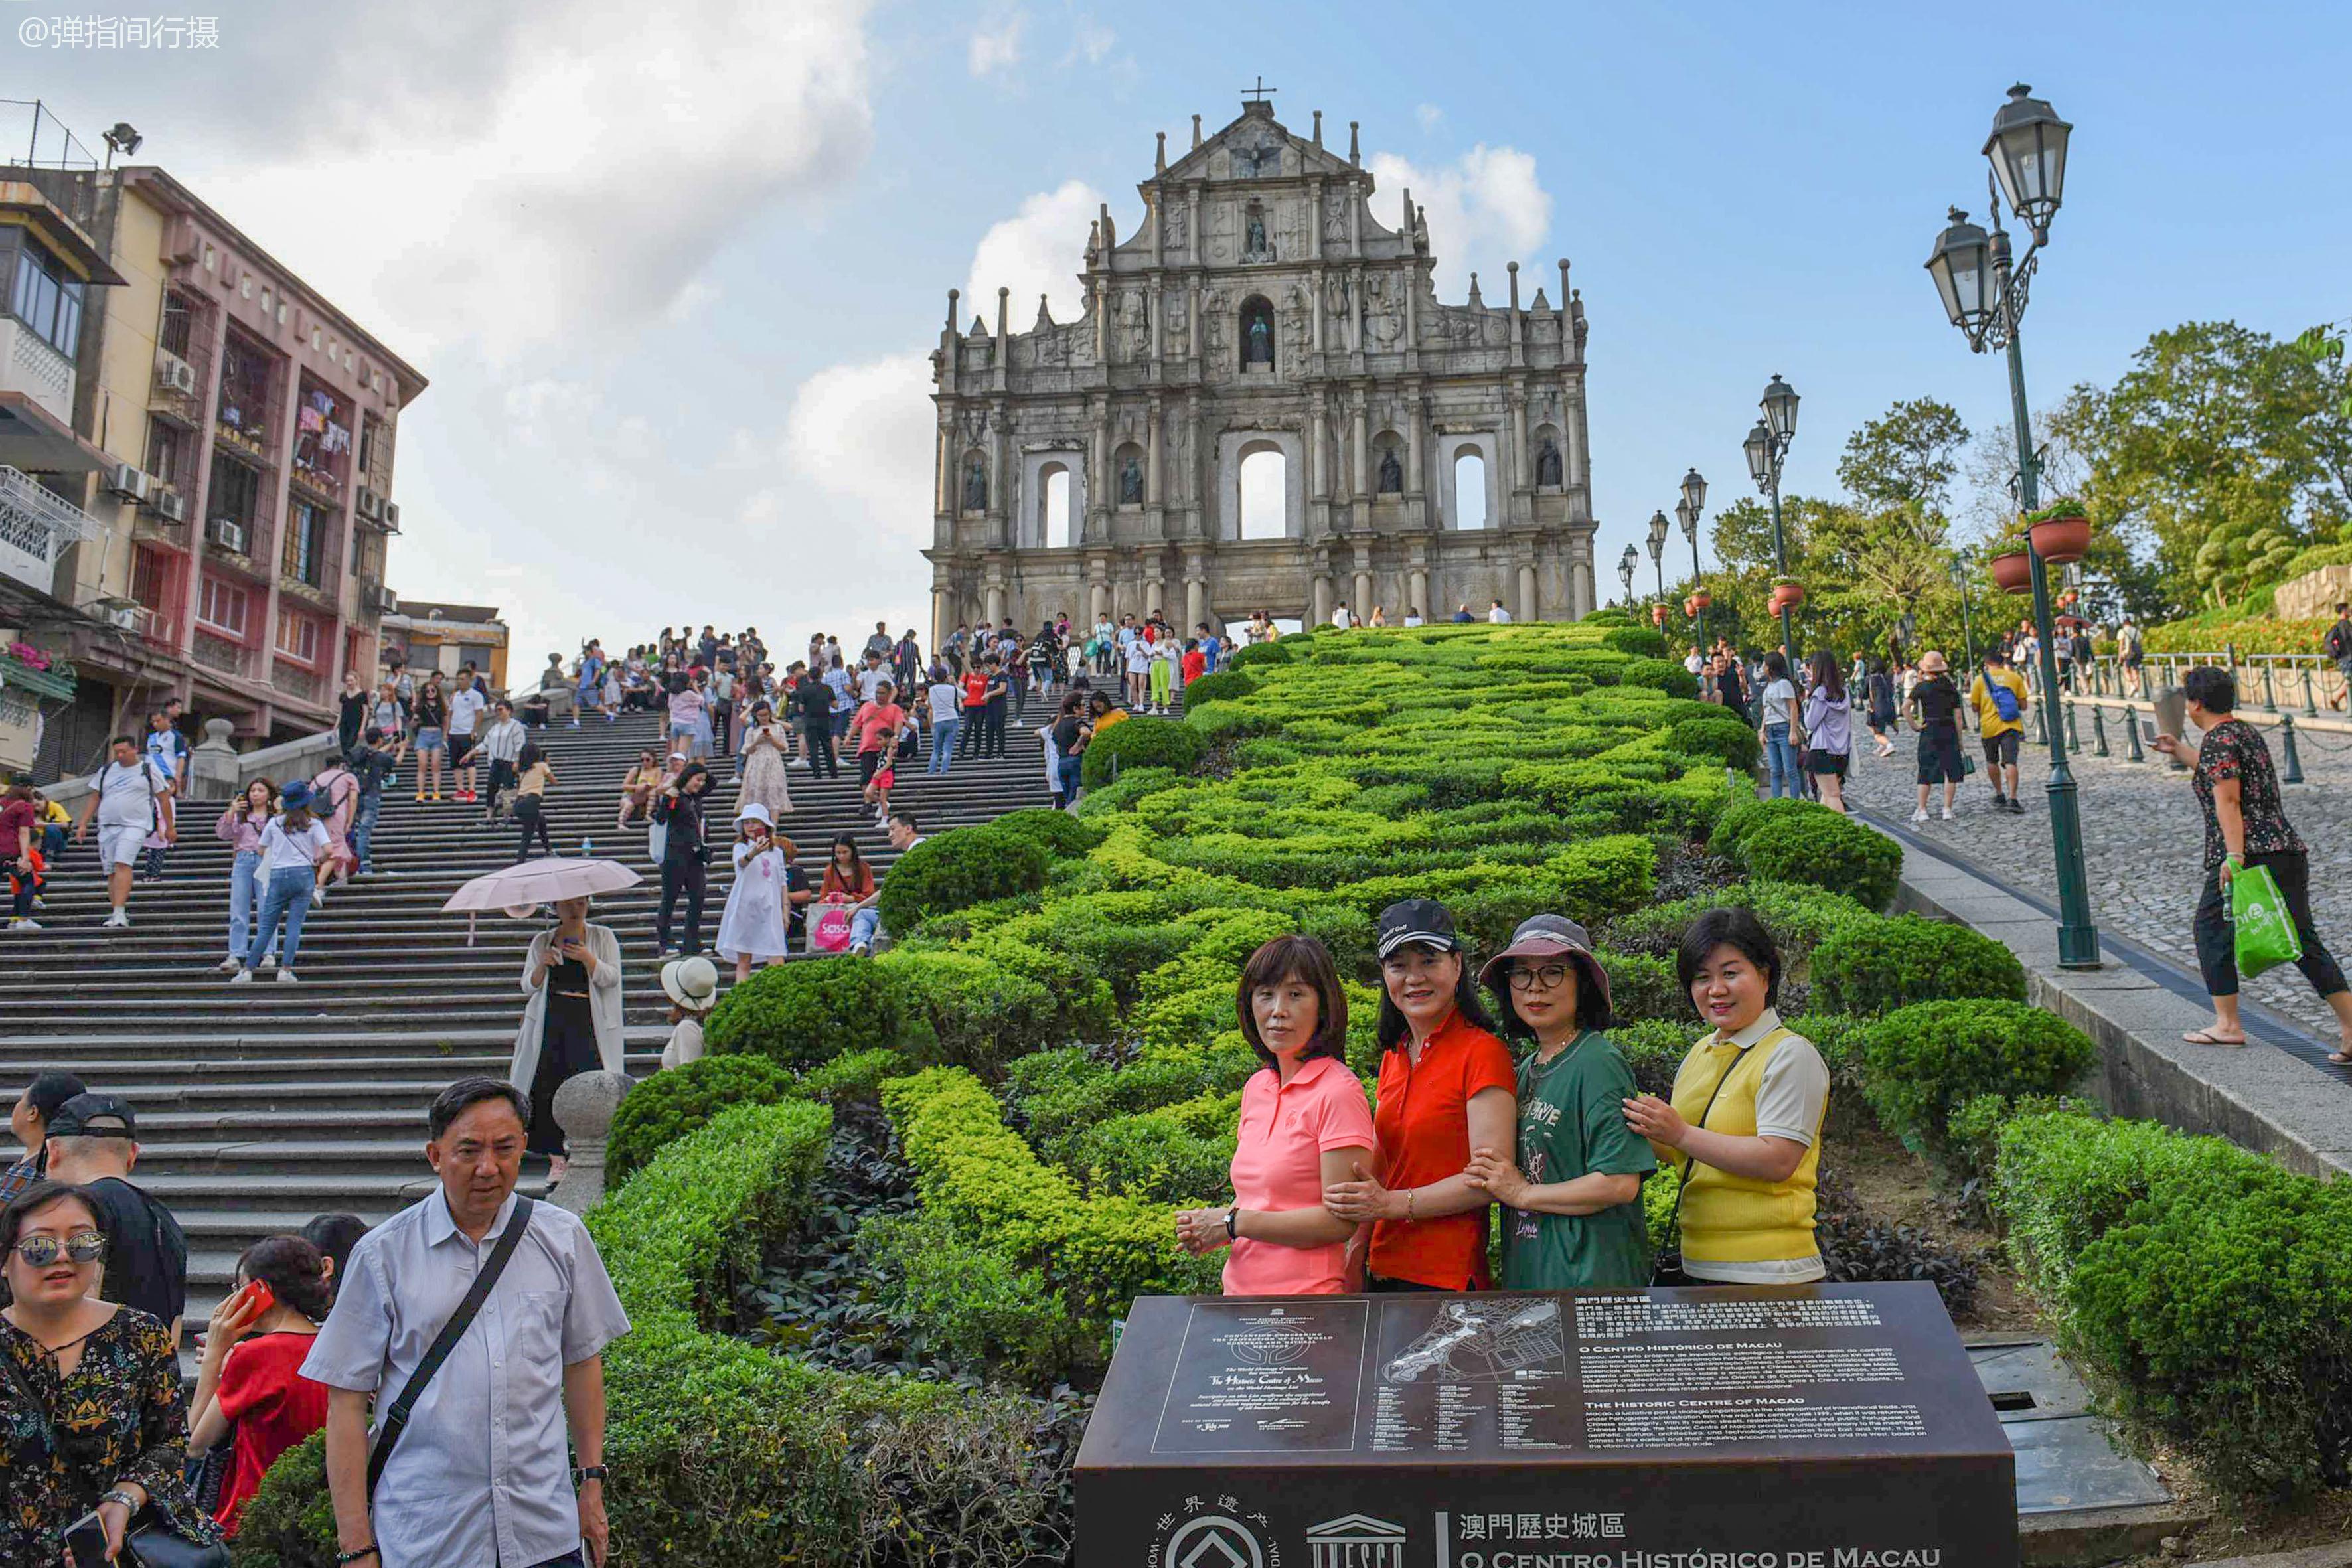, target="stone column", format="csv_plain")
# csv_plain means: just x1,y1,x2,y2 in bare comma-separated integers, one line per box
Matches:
985,578,1006,625
1408,567,1429,617
186,717,238,802
1088,396,1111,544
1354,566,1373,617
988,406,1010,550
1146,400,1164,505
1510,388,1531,493
1405,392,1425,499
1187,275,1202,364
1185,557,1206,629
1518,562,1538,623
549,1071,632,1215
1312,561,1334,624
1350,390,1370,501
1308,396,1330,505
